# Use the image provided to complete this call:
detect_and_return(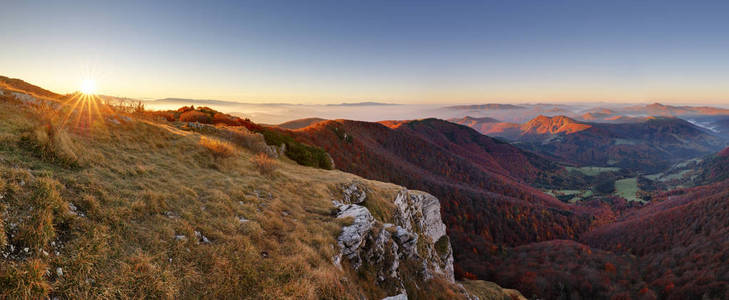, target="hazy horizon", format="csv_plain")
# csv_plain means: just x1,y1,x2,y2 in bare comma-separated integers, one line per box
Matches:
139,97,729,124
